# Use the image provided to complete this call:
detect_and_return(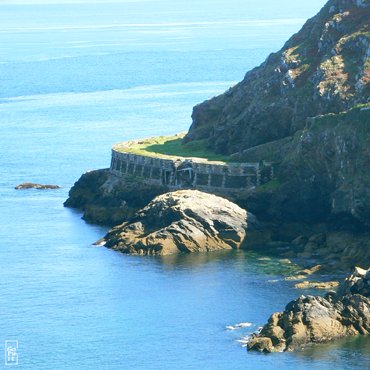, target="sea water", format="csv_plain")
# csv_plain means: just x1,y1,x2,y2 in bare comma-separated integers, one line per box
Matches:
0,1,369,369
